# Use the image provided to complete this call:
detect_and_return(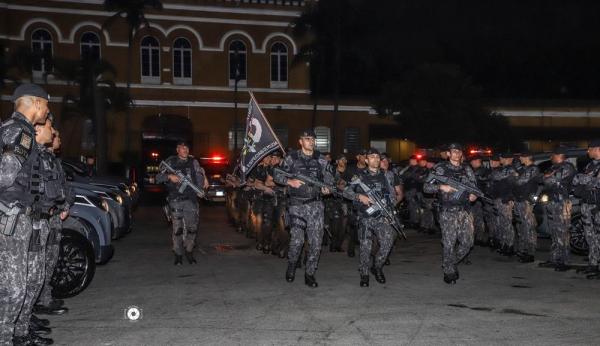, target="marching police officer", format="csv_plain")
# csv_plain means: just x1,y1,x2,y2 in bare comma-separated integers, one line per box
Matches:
401,155,421,228
573,140,600,277
268,151,289,258
0,84,49,345
345,150,367,258
343,148,398,287
156,140,208,265
469,155,489,245
490,152,518,256
485,155,501,248
538,146,576,272
513,151,540,263
423,143,478,284
273,129,333,288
